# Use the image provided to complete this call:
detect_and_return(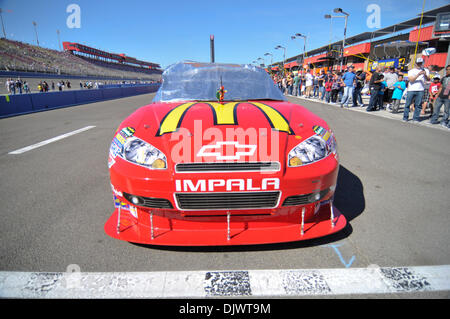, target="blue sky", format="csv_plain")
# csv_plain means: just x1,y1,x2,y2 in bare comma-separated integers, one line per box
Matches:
0,0,448,68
